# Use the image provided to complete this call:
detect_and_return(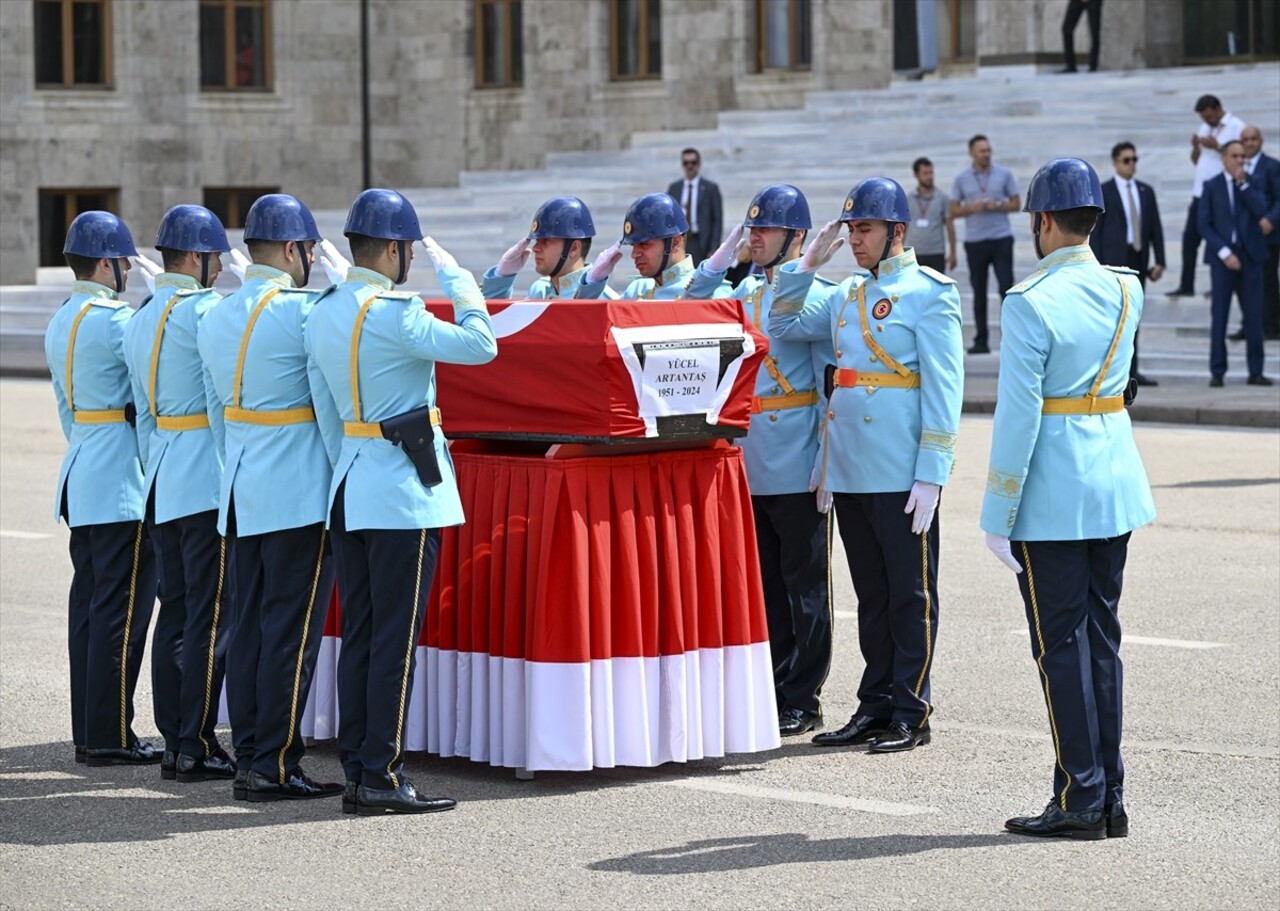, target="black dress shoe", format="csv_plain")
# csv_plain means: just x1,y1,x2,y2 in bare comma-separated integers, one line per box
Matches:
1167,288,1196,297
233,770,248,801
246,768,344,802
75,746,86,765
868,721,931,753
811,714,890,746
356,779,457,816
778,707,823,737
1105,802,1129,838
342,781,358,815
1209,376,1224,387
967,343,991,355
85,740,162,766
176,747,237,782
1133,373,1158,387
1247,374,1274,386
161,750,177,781
1229,328,1246,341
1005,802,1106,840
